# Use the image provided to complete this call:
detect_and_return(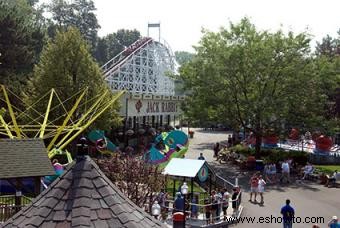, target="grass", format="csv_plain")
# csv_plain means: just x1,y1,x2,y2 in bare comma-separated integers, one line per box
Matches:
315,165,340,175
